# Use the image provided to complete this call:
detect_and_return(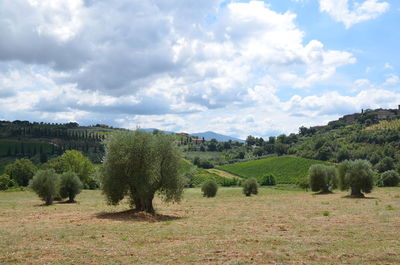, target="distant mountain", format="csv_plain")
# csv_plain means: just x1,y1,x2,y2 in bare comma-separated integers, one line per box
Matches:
189,131,244,142
138,128,175,134
140,128,244,142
